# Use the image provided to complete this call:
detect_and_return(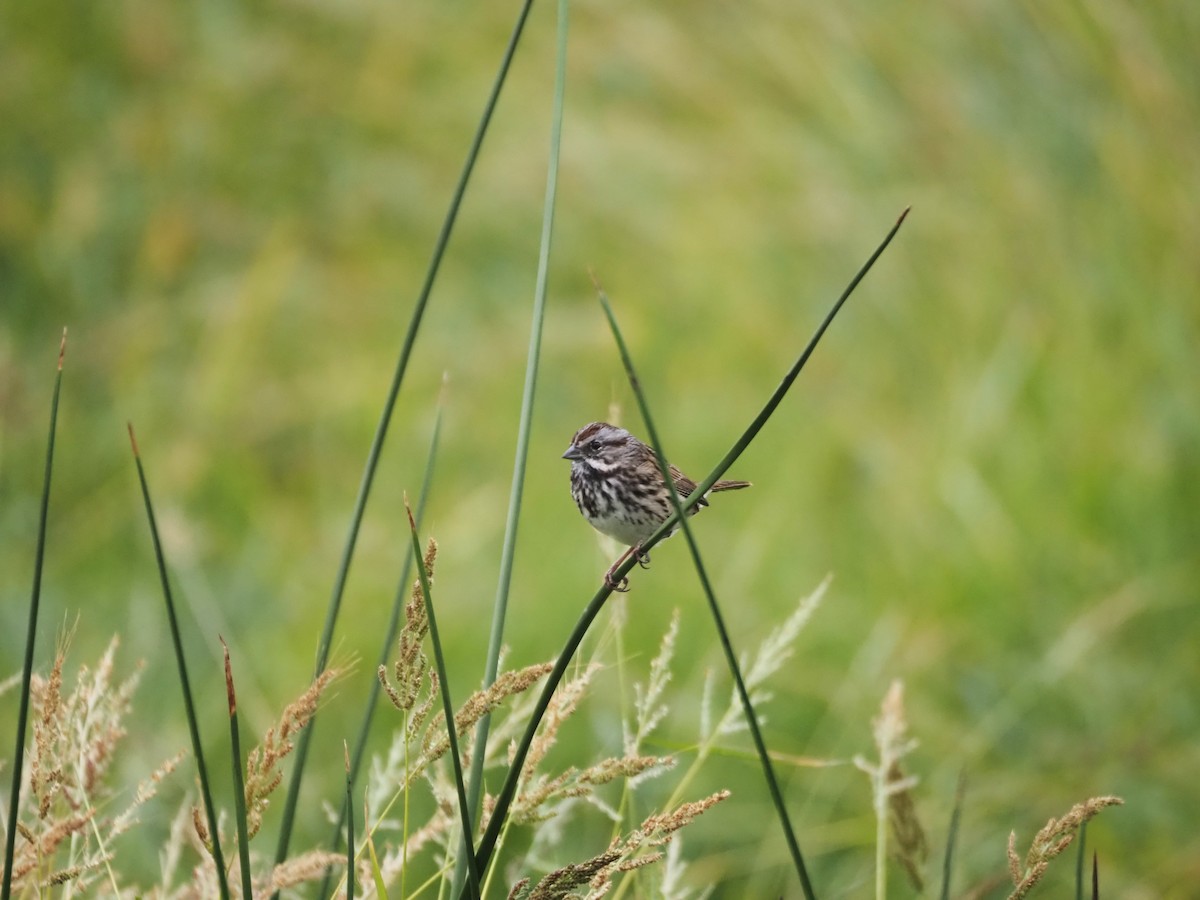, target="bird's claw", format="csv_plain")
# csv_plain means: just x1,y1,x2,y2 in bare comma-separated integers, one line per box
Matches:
604,571,630,593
